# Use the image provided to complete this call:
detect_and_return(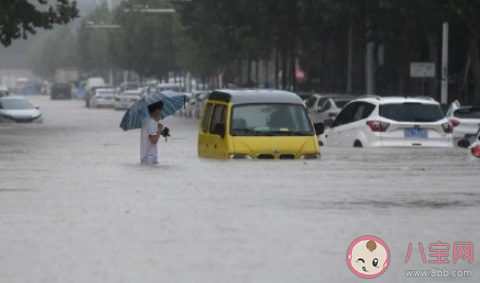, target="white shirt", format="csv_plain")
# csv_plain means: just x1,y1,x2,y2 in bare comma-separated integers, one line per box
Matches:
140,117,159,164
